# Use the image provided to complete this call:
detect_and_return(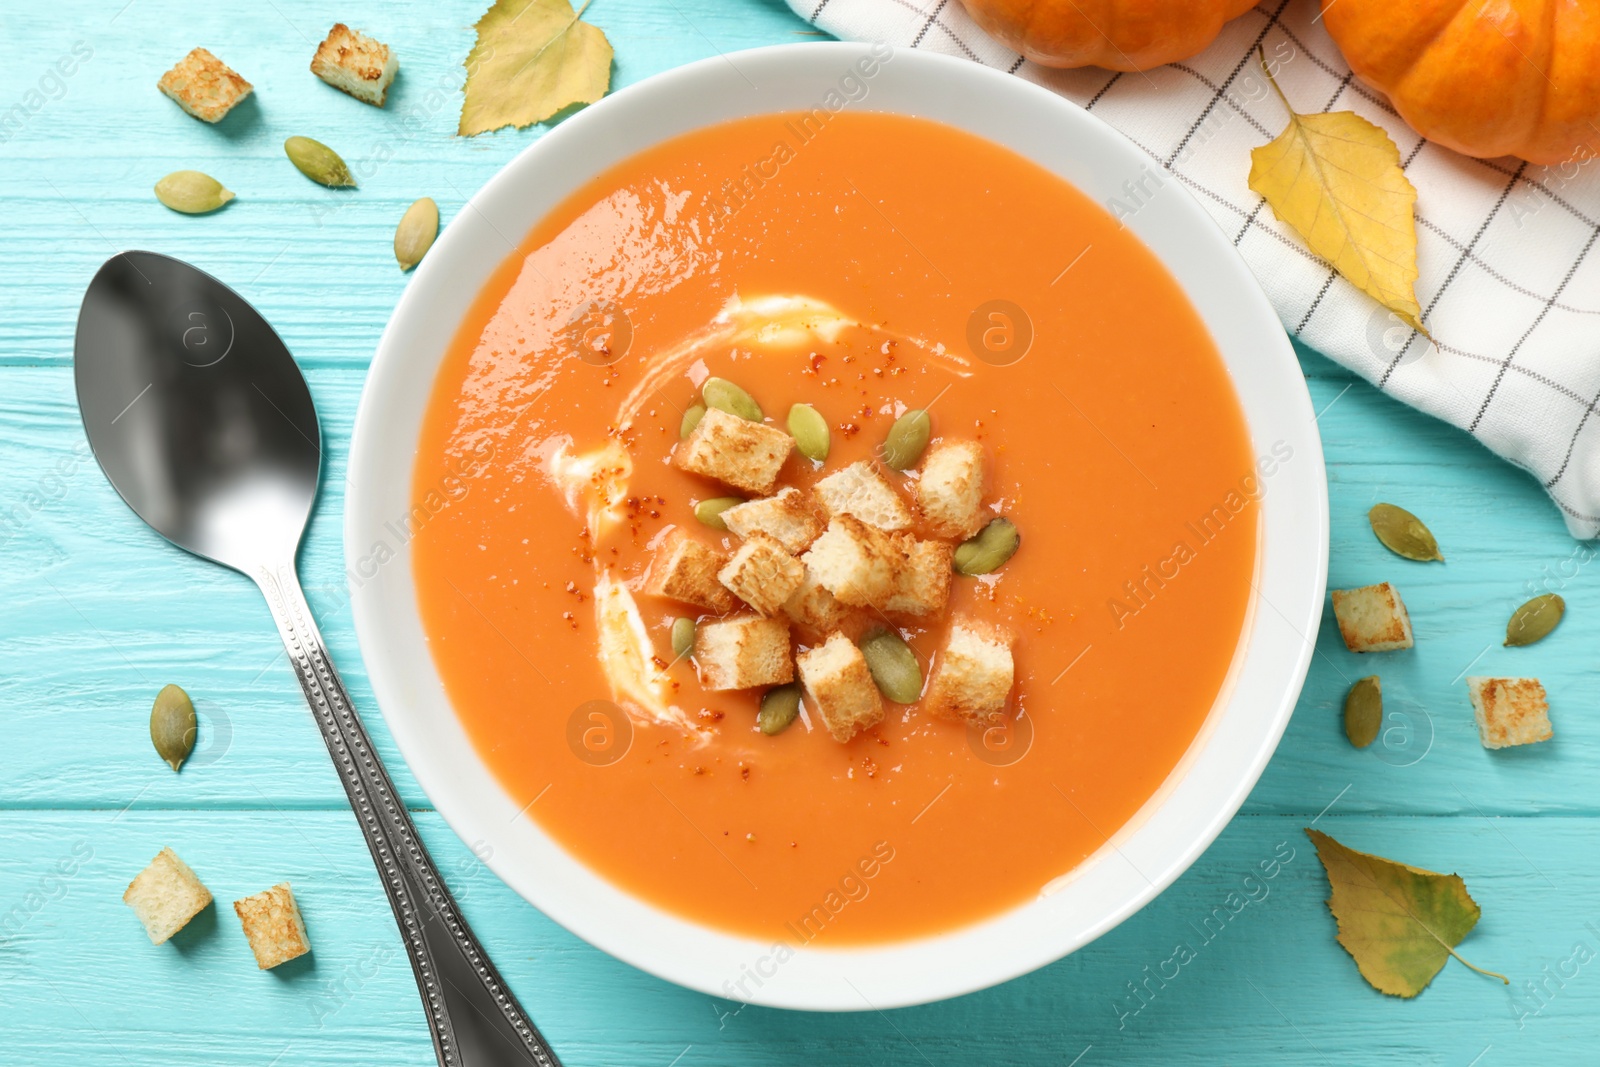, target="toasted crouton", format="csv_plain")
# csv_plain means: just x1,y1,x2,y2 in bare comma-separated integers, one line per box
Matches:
157,48,253,123
926,619,1015,724
310,24,397,107
784,563,853,634
1330,582,1414,652
1468,677,1552,749
718,533,805,616
676,407,793,495
123,847,213,945
696,615,793,690
722,487,824,553
643,529,735,614
233,883,311,969
916,441,986,539
813,461,913,531
885,538,953,616
801,515,907,608
797,632,884,742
